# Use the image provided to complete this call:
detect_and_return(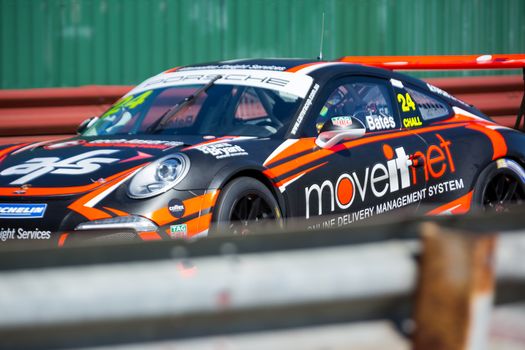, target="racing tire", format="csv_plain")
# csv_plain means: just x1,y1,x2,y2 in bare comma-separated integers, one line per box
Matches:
472,159,525,212
212,177,283,235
